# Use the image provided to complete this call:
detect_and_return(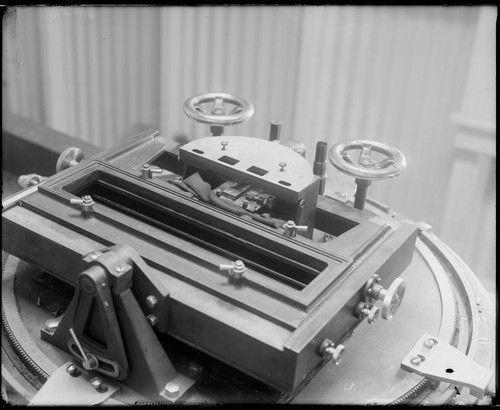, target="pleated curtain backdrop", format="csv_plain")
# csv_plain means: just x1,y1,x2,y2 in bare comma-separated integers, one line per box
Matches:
2,5,481,236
